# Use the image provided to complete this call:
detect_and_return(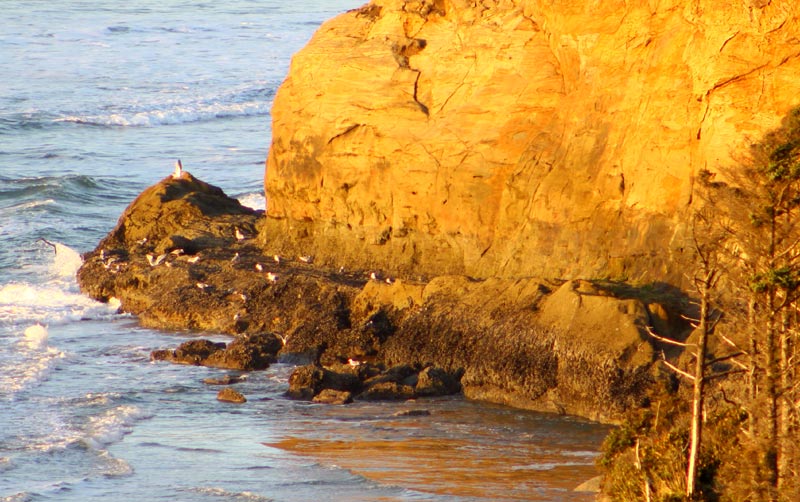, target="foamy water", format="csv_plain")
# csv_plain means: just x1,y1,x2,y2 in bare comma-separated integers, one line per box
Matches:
0,1,611,500
237,192,267,211
0,244,119,327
